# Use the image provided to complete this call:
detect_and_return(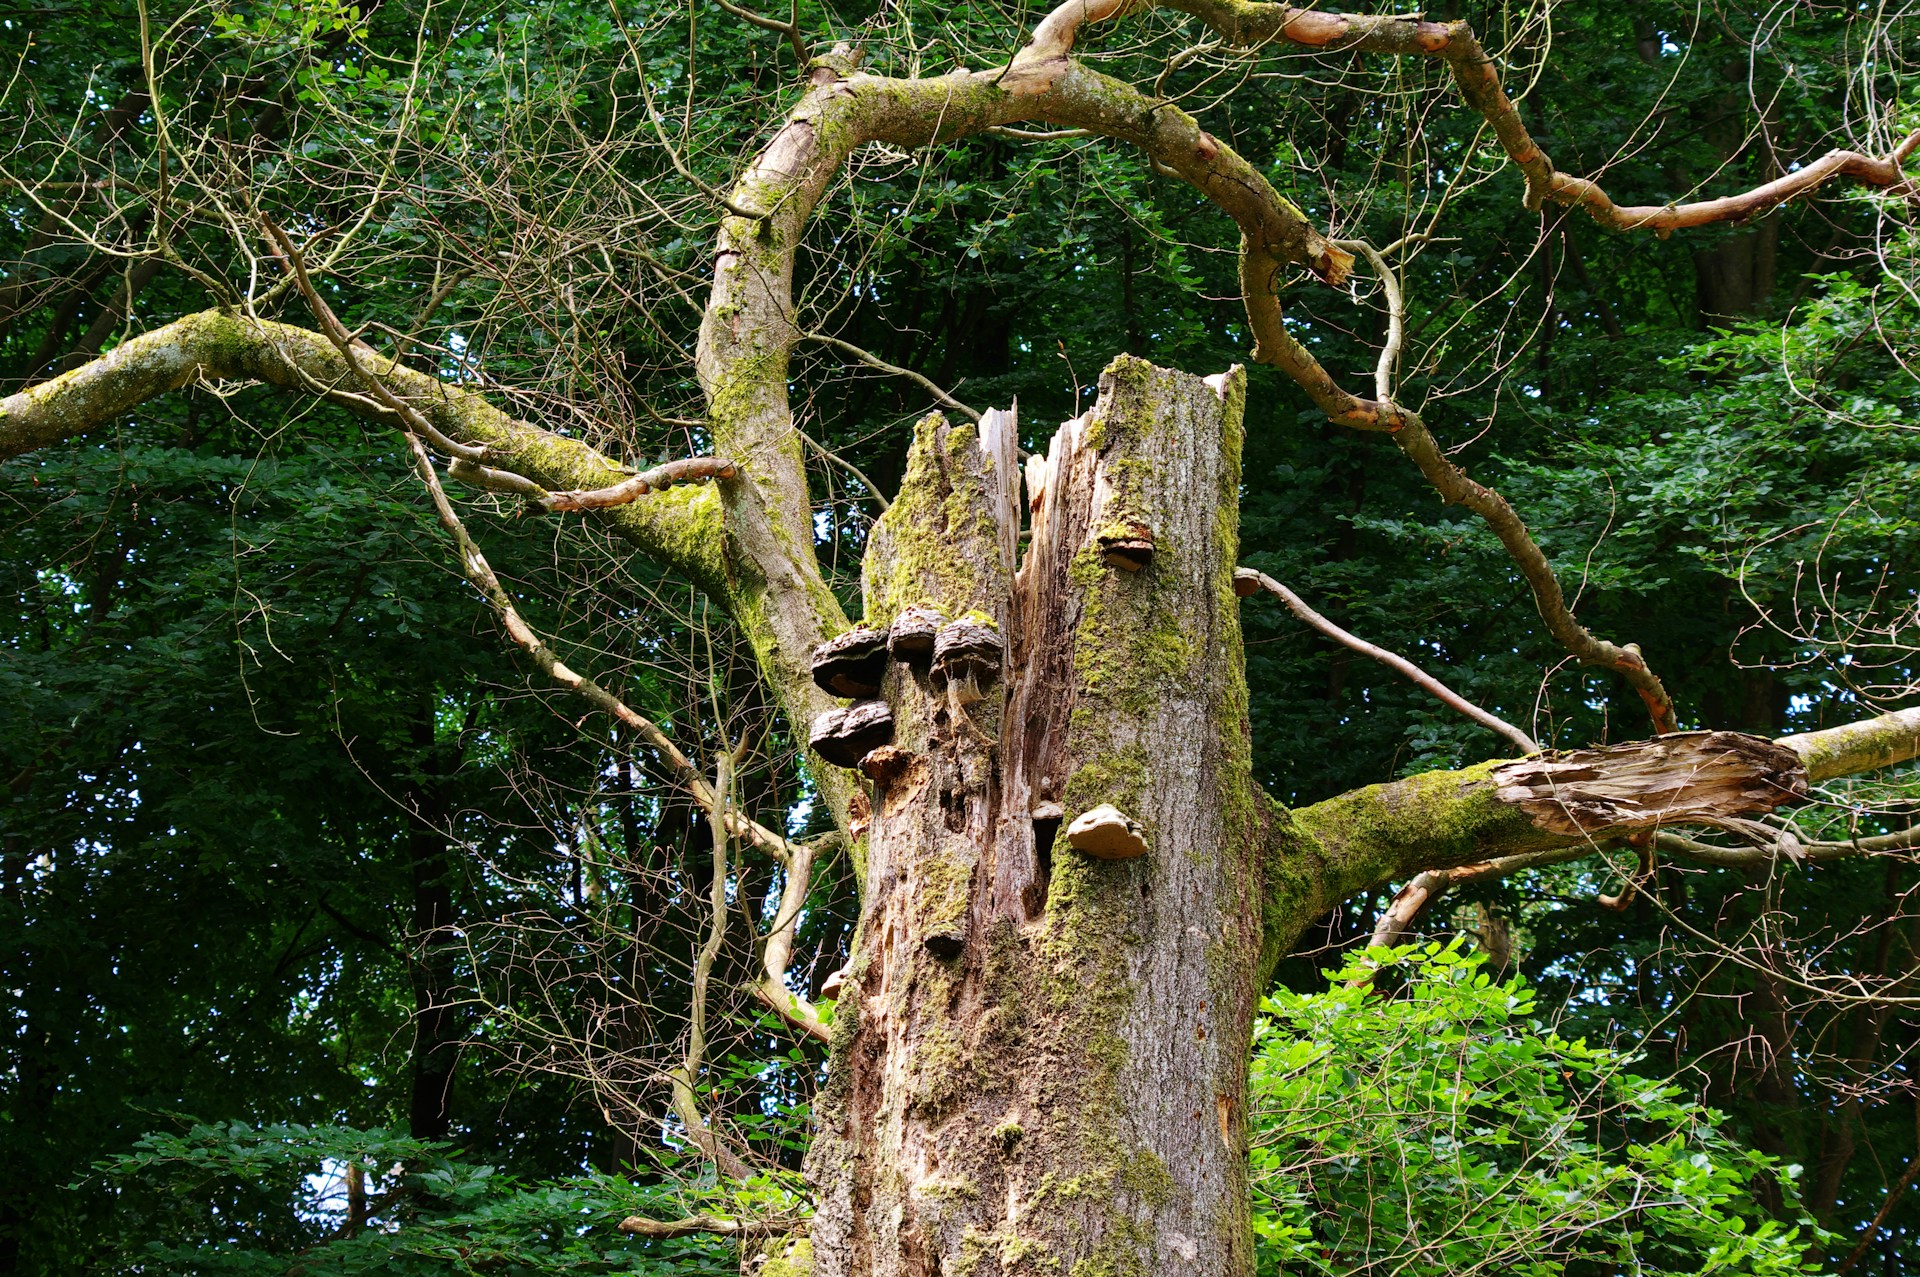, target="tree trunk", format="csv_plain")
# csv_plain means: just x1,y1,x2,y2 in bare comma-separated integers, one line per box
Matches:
808,357,1268,1277
1693,218,1779,329
406,708,462,1143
